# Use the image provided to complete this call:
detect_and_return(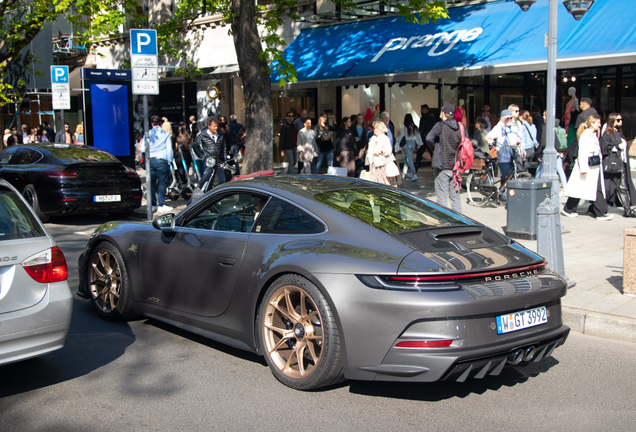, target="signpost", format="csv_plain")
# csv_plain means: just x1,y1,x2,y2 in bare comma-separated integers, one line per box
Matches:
130,29,159,221
51,66,70,137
